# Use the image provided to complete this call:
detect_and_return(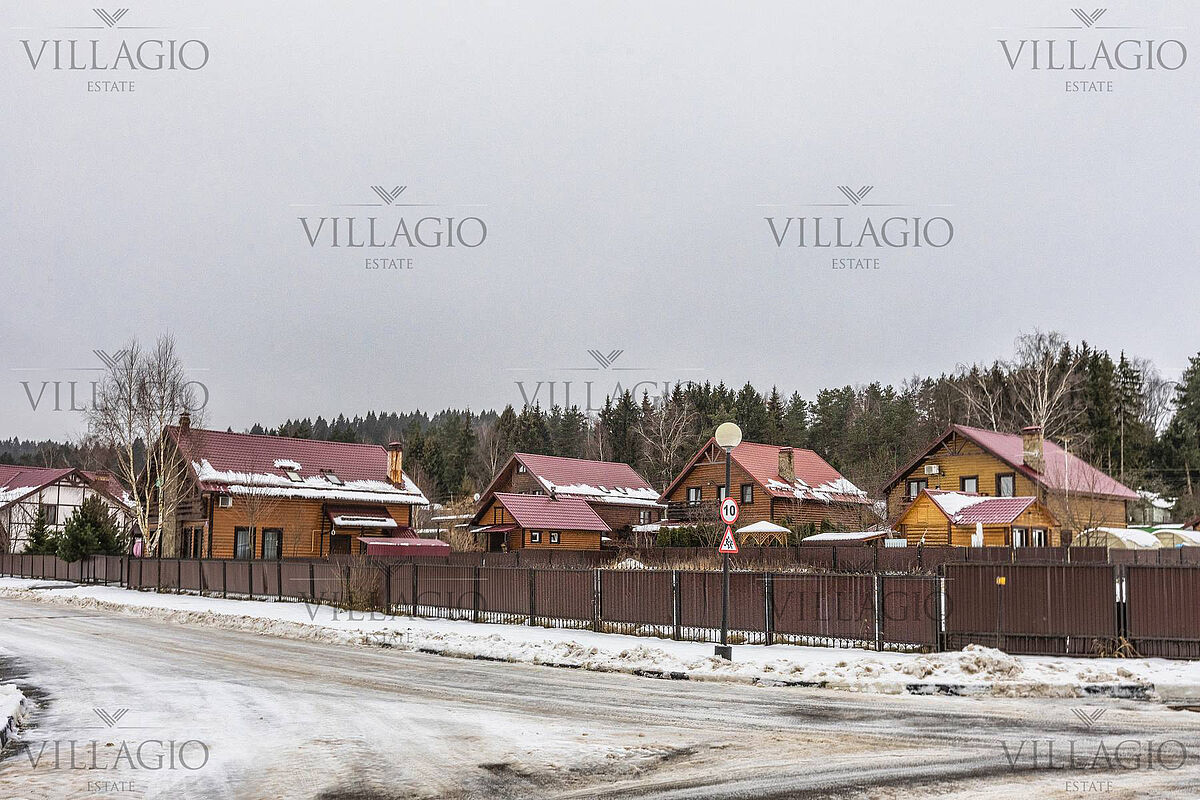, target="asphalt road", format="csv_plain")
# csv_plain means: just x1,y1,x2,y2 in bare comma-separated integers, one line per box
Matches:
1,595,1198,799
